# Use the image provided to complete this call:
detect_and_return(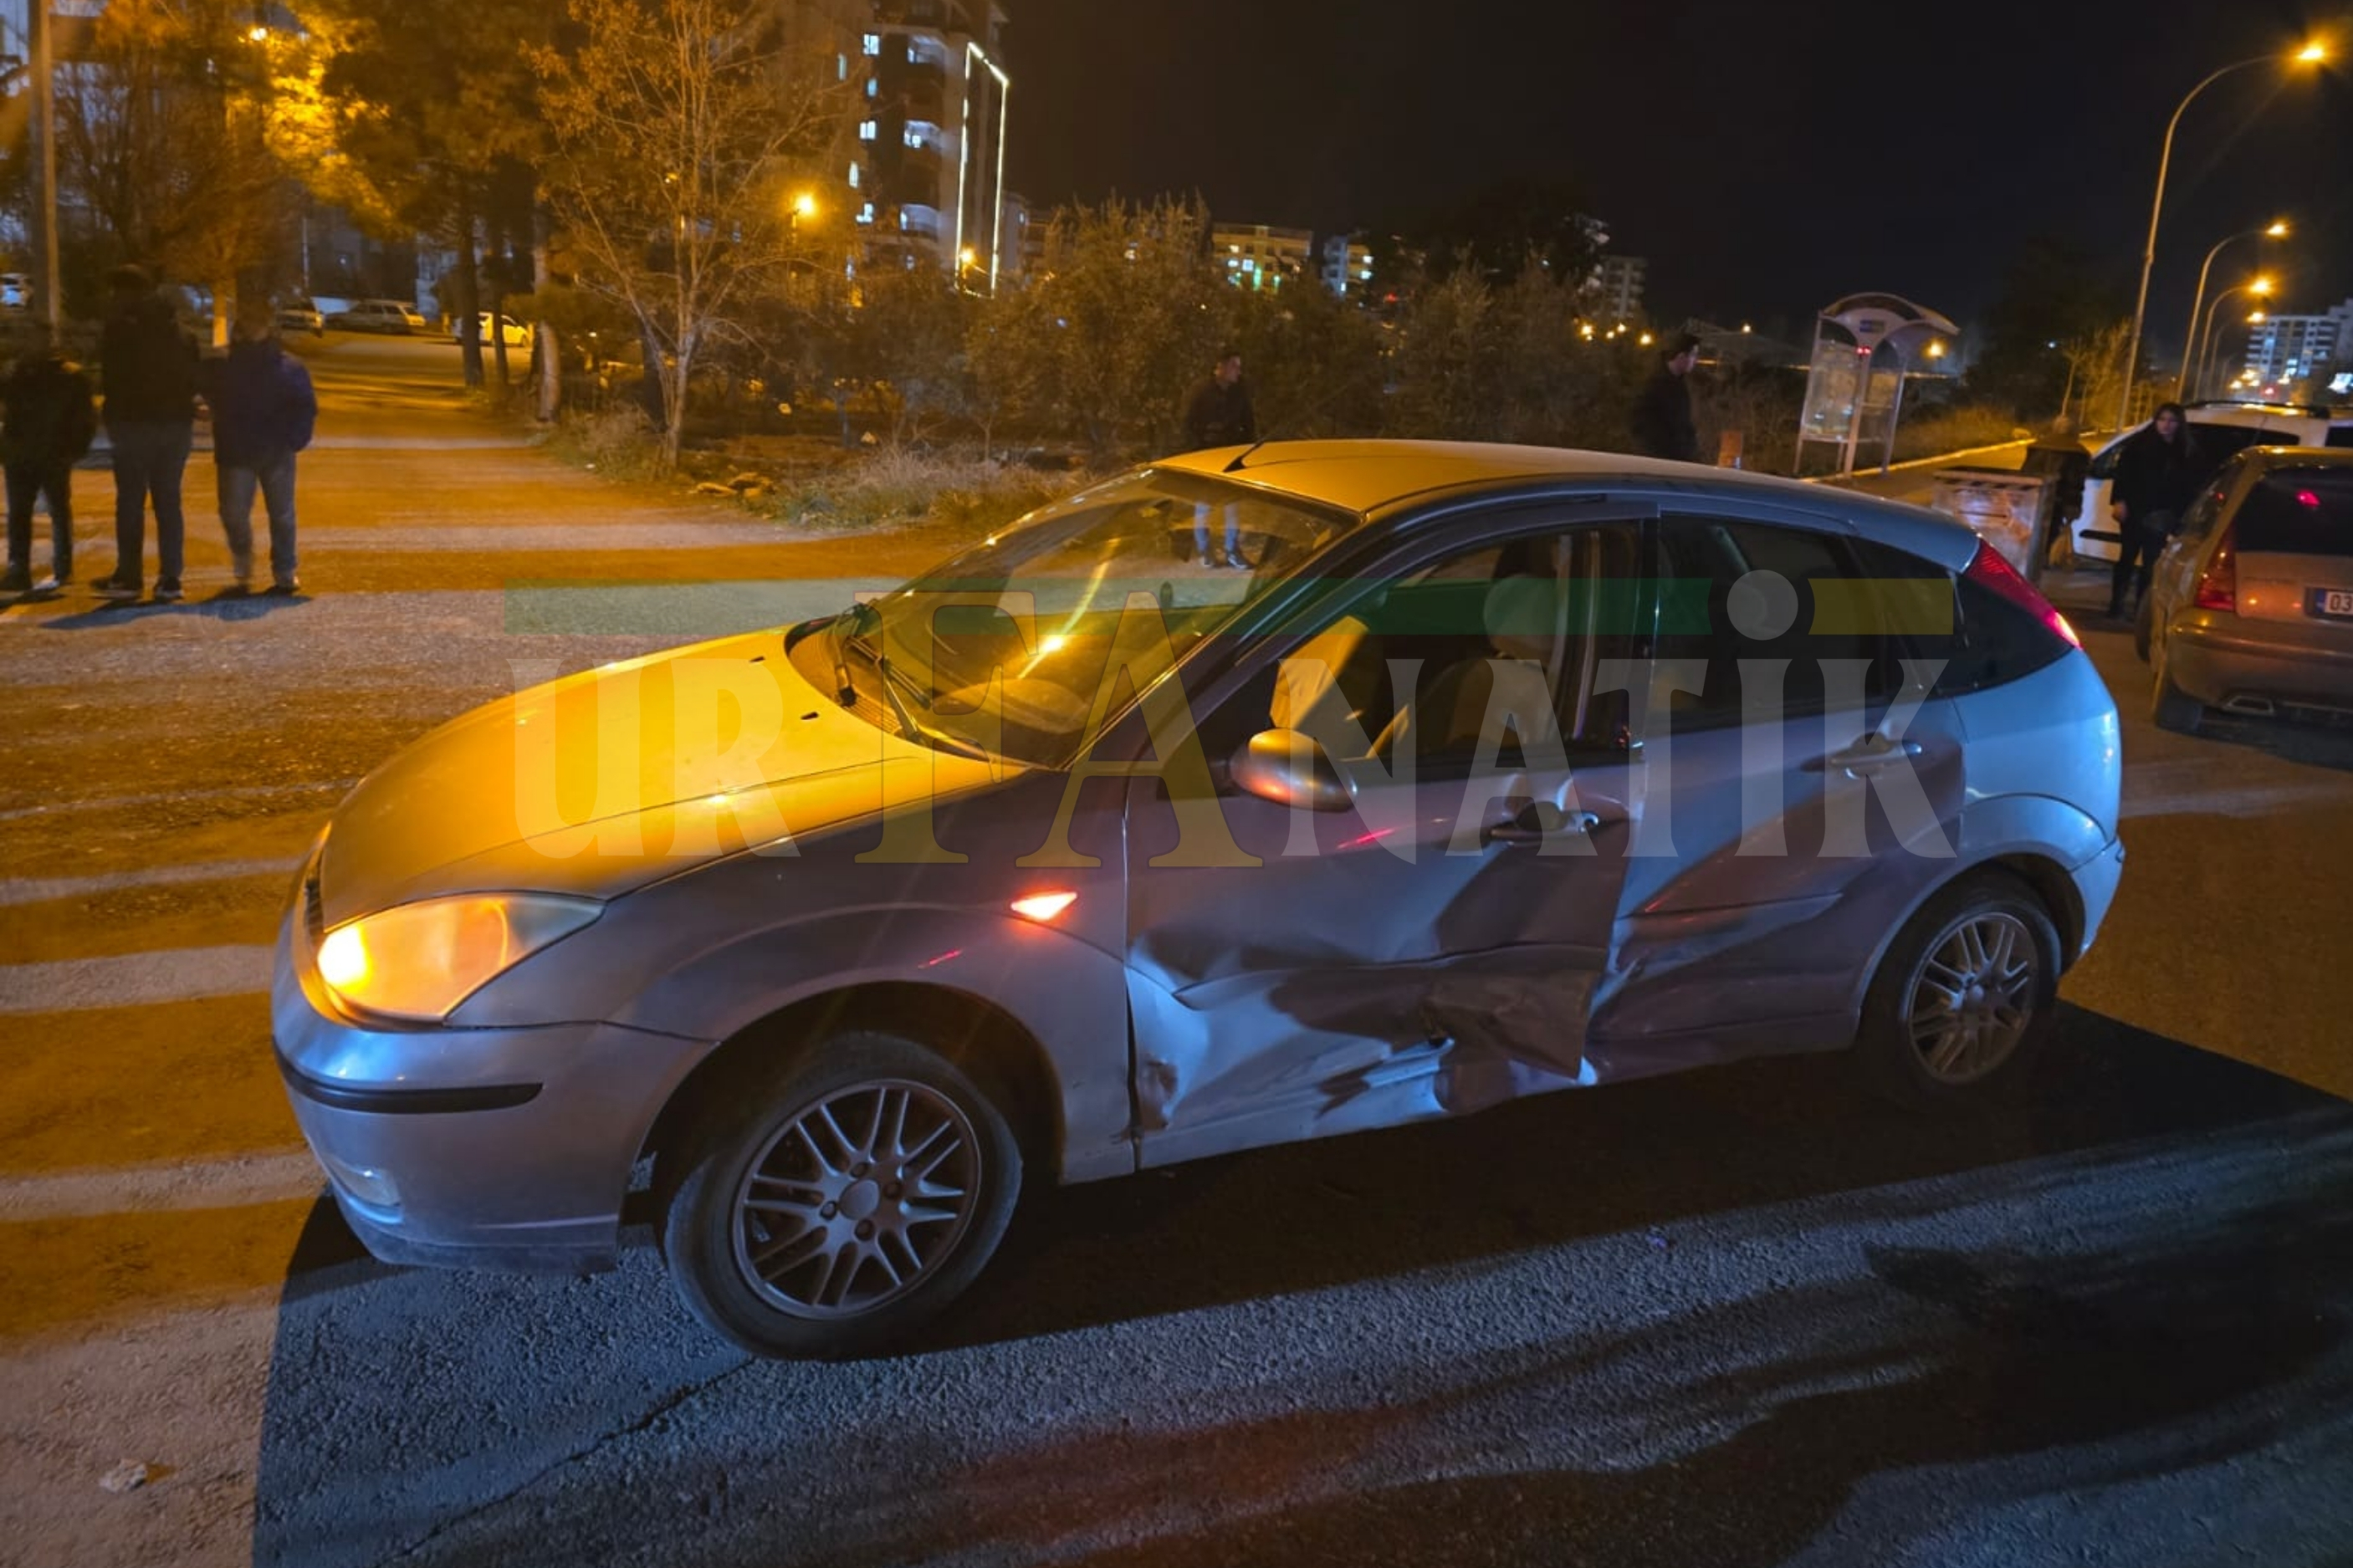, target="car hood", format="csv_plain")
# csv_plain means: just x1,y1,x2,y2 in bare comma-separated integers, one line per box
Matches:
318,628,1010,924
